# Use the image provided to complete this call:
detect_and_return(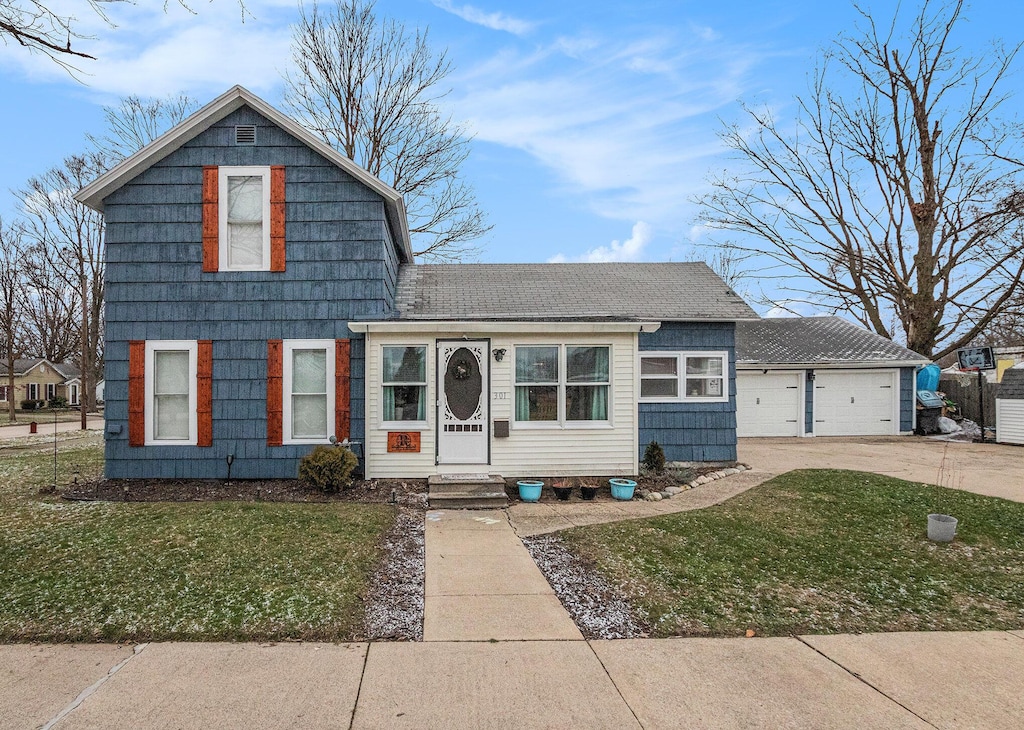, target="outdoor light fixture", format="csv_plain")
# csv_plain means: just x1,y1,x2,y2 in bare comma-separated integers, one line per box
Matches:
807,371,816,381
225,454,235,482
492,348,507,362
